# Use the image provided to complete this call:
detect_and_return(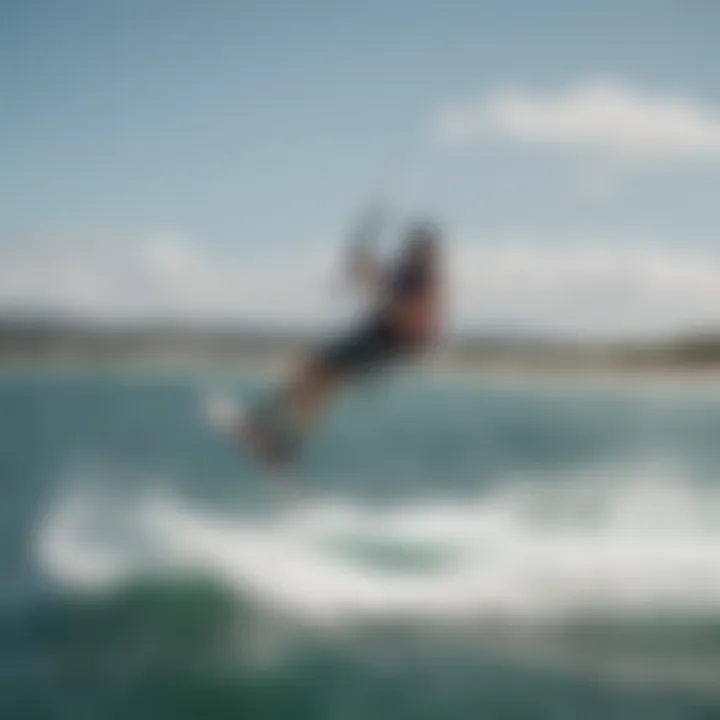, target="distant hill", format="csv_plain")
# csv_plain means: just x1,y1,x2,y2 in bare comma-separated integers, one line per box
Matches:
2,316,720,372
0,317,313,365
